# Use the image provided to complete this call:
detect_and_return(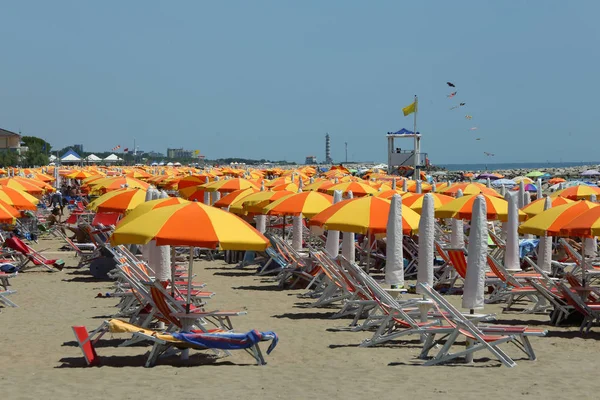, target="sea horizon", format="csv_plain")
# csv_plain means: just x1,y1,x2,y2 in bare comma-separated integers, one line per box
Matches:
436,161,600,172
